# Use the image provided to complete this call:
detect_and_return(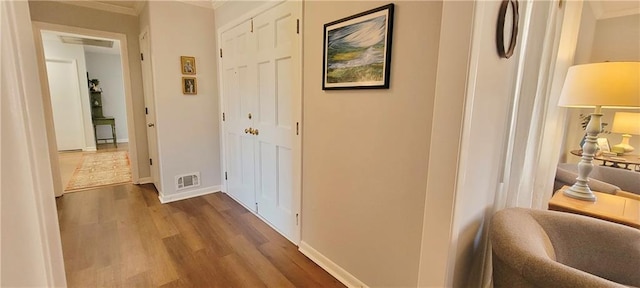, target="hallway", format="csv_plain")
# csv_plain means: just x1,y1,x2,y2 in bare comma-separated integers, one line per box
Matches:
56,183,343,287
